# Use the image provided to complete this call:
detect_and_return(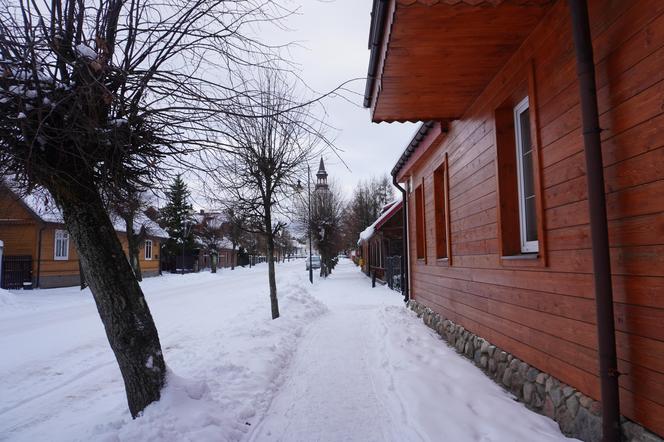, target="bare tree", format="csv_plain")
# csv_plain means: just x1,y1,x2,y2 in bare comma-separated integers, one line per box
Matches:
223,204,247,270
110,189,150,281
195,212,225,273
0,0,291,417
209,73,324,319
297,181,344,277
341,174,395,250
275,226,295,262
